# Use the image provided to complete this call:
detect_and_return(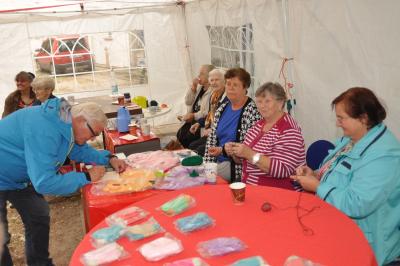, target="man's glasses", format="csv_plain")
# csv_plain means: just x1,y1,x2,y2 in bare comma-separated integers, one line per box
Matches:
86,122,99,137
